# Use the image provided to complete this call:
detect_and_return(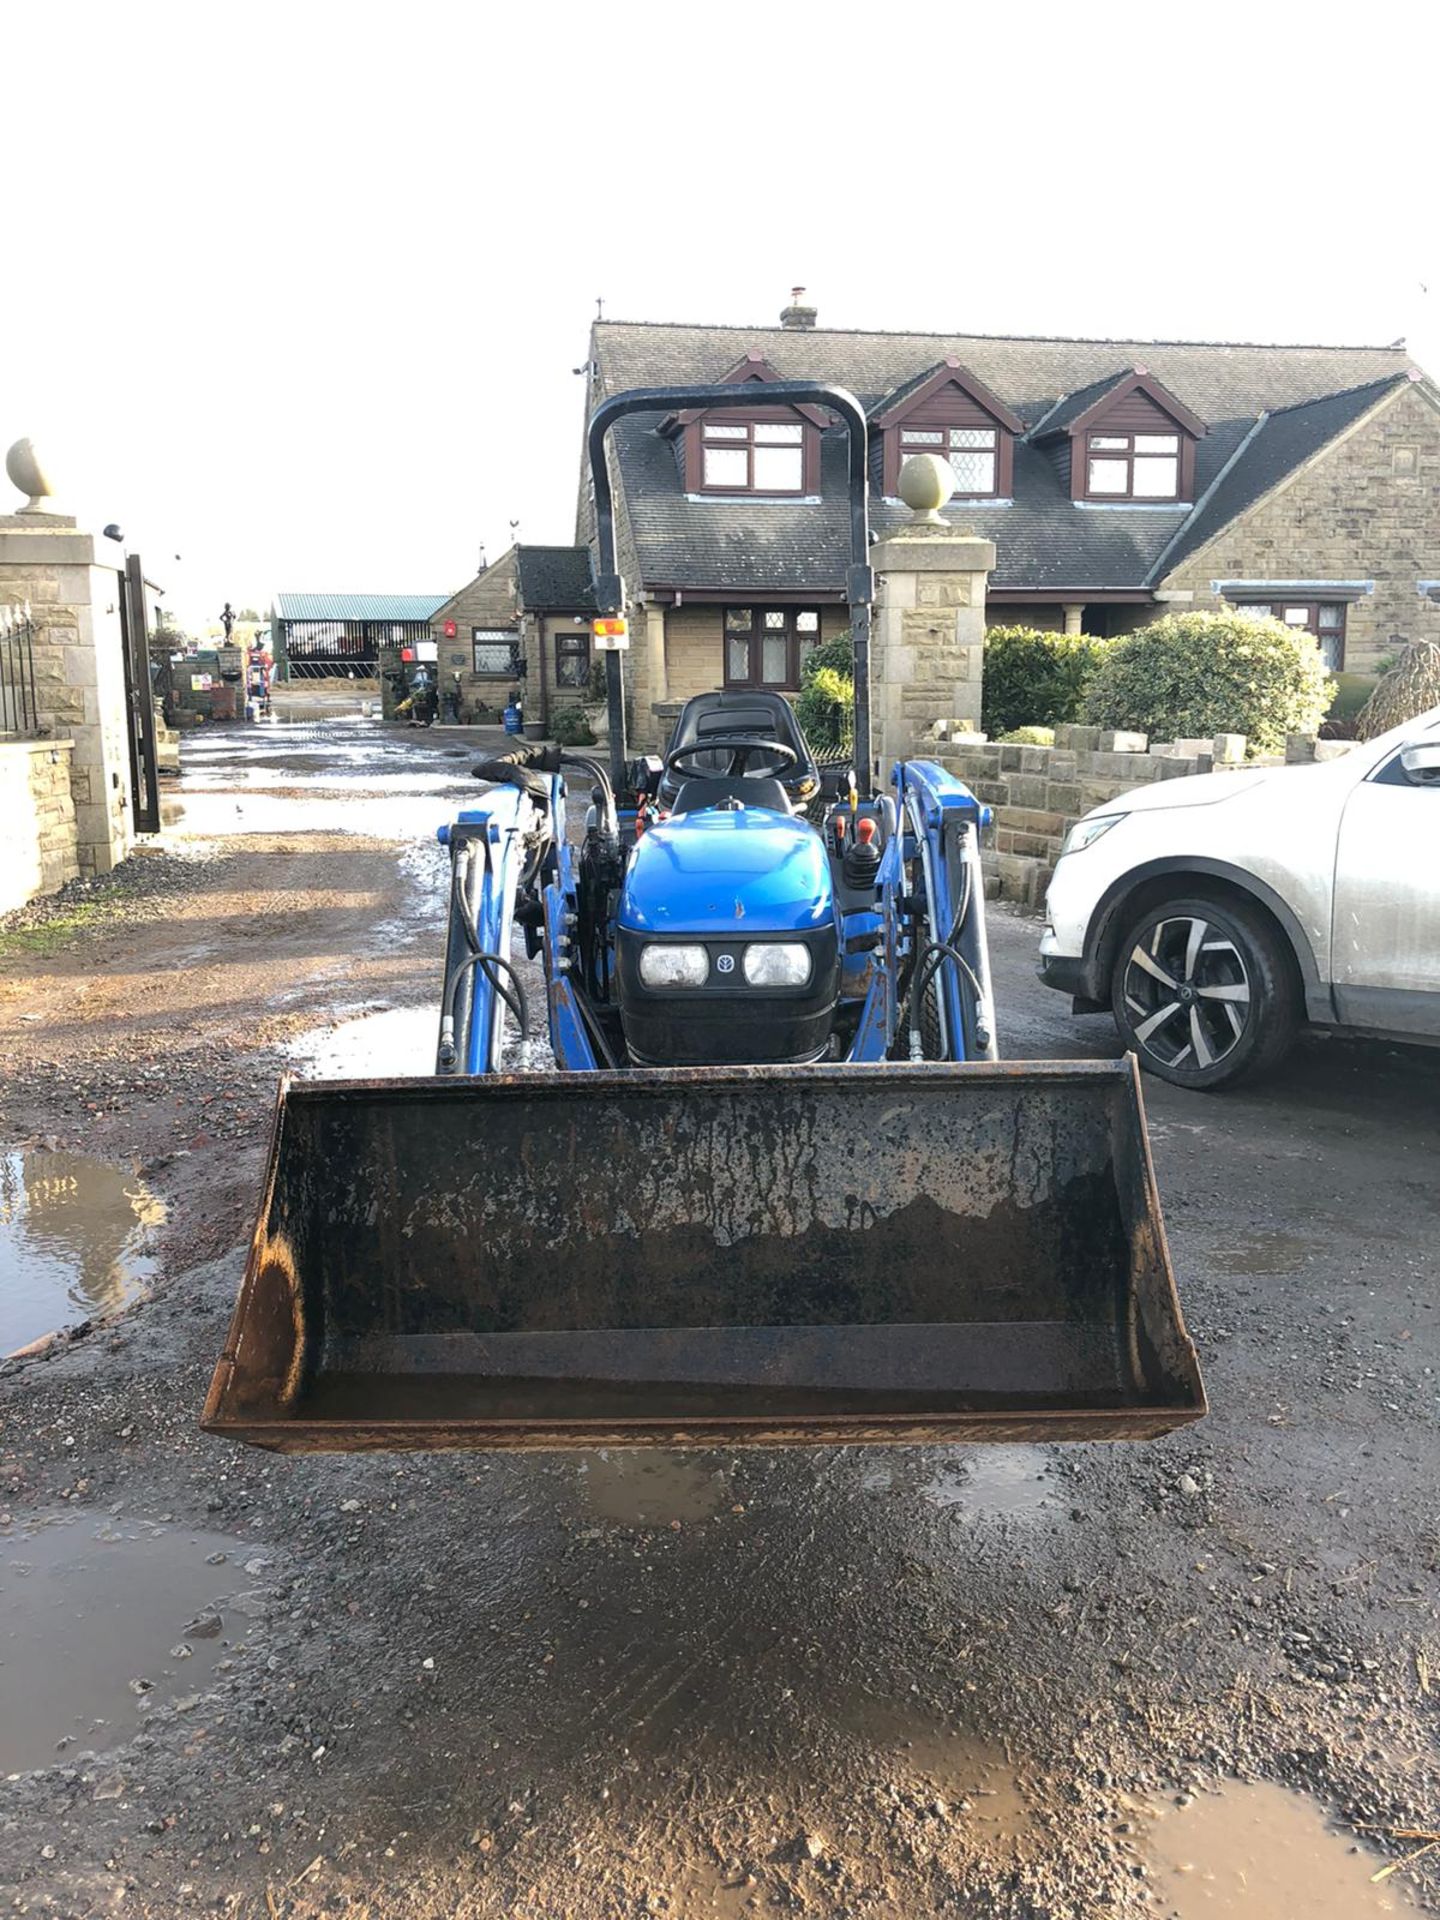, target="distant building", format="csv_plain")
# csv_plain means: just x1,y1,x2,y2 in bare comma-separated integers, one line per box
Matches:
271,593,448,680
